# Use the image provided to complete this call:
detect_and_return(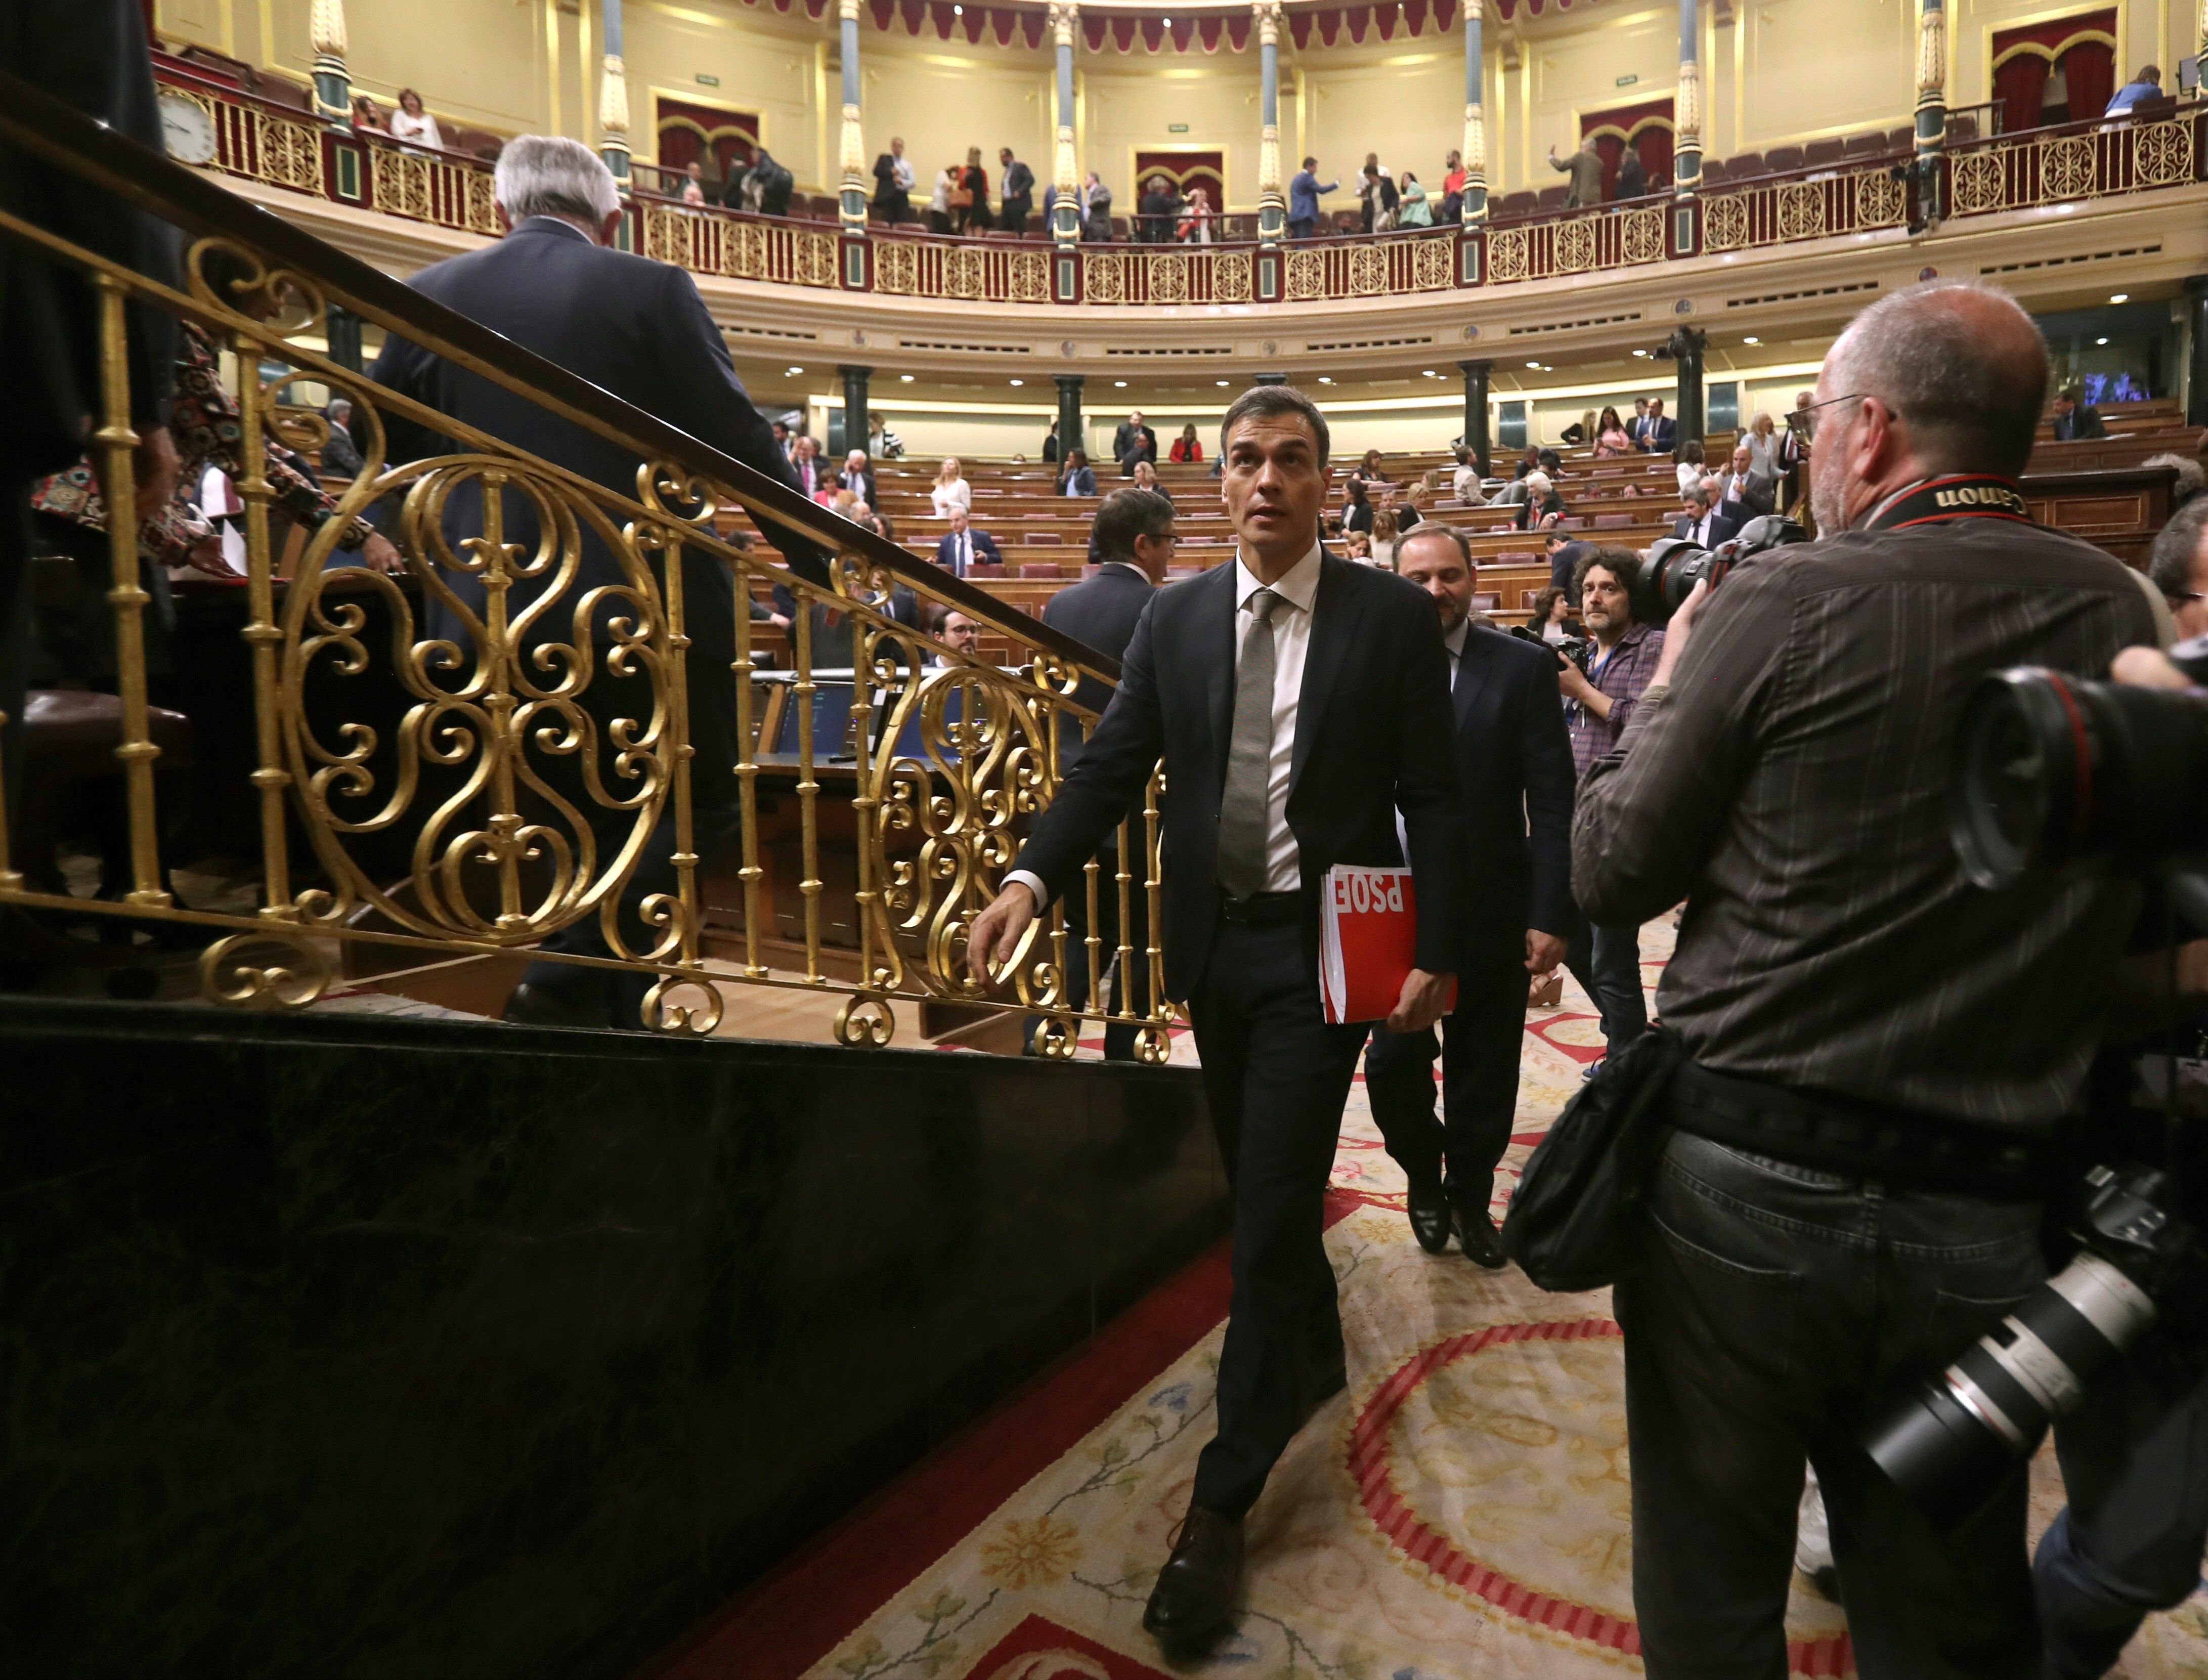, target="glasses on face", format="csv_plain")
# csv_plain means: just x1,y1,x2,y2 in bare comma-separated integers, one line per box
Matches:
1788,391,1868,443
